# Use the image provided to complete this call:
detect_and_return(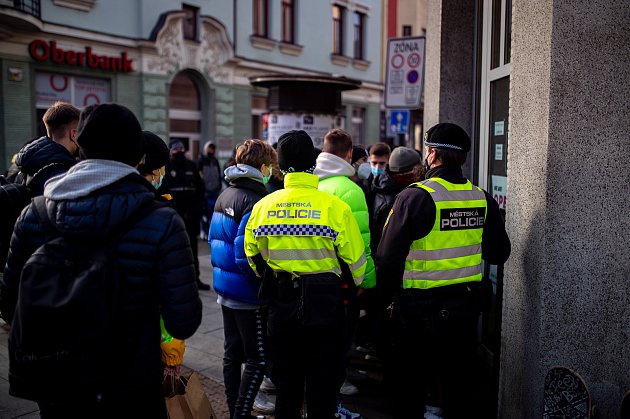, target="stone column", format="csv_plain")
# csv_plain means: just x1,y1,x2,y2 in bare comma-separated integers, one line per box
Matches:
500,1,630,417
